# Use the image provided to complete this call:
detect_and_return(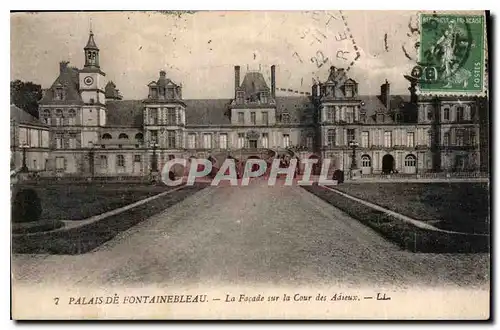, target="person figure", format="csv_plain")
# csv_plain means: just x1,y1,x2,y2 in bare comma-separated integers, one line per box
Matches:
432,21,458,86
